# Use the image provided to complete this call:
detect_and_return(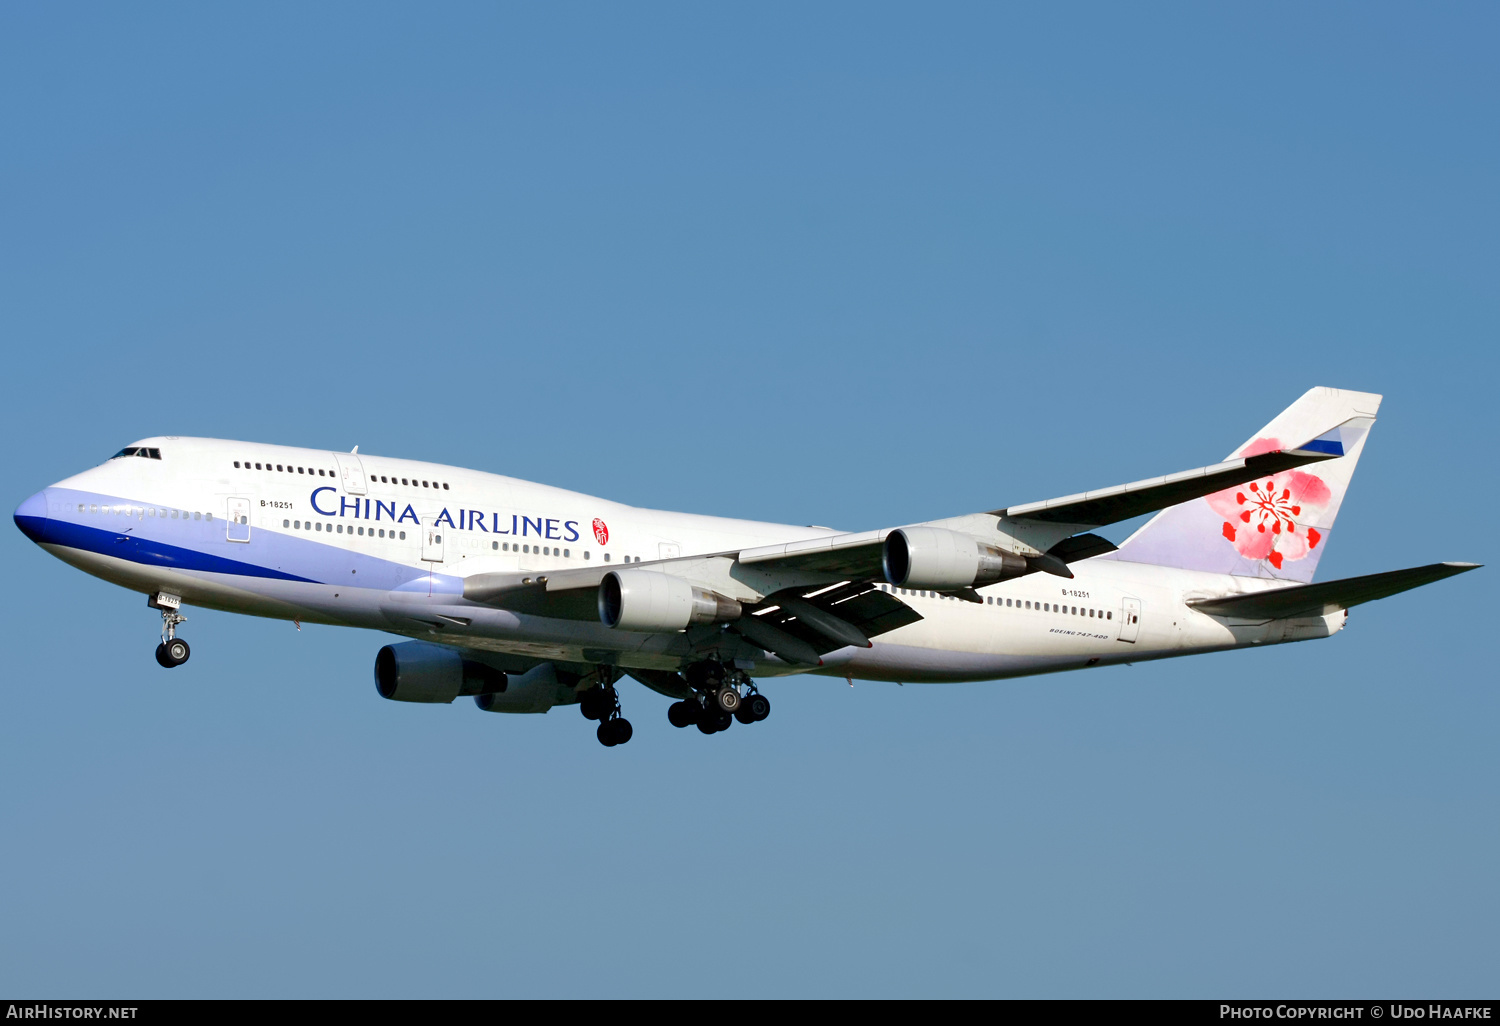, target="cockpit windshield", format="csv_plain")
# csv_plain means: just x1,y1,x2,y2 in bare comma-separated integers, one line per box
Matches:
110,447,162,460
